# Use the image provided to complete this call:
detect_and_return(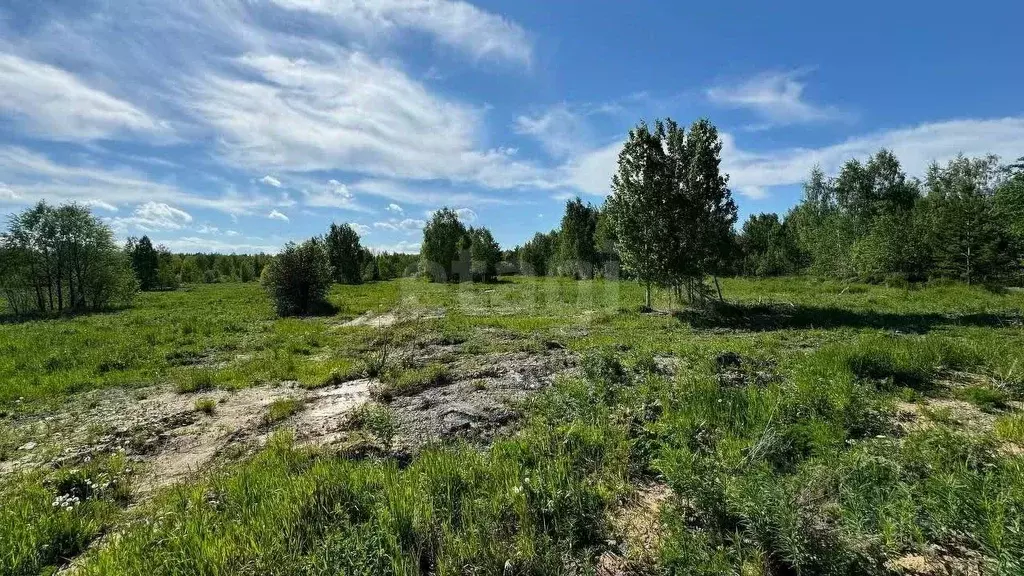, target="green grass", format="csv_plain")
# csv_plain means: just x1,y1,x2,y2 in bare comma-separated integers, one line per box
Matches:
194,397,216,415
995,413,1024,444
263,398,304,425
0,454,133,576
4,276,1024,574
375,363,452,400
